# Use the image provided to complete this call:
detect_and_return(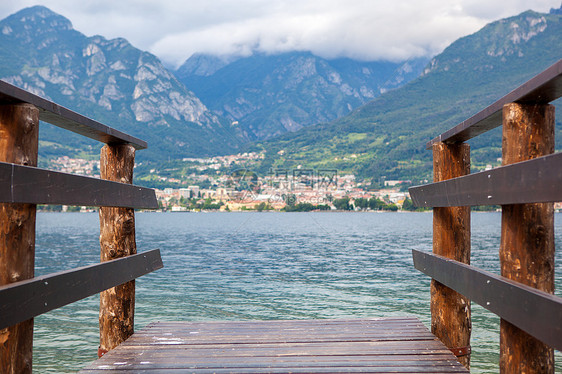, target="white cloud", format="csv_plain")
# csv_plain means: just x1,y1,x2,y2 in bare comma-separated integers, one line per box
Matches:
0,0,560,67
